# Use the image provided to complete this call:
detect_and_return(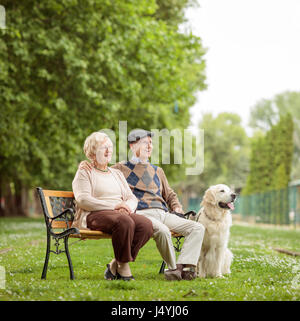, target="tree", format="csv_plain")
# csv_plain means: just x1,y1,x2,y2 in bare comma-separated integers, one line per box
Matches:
179,112,250,196
0,0,206,216
243,113,294,195
249,91,300,181
242,134,269,195
154,0,198,26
